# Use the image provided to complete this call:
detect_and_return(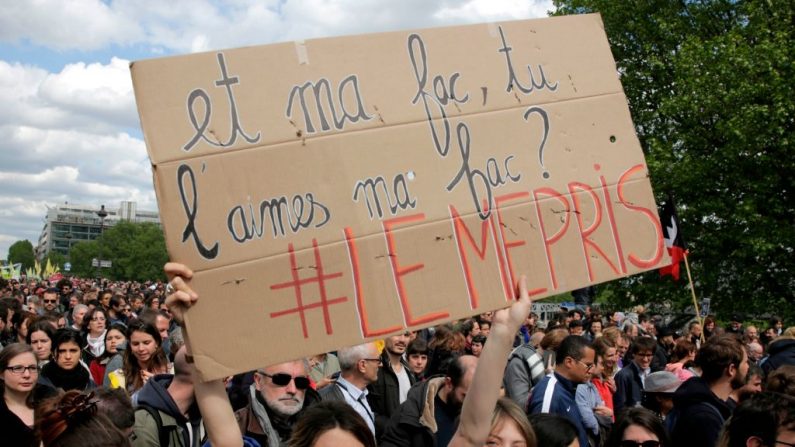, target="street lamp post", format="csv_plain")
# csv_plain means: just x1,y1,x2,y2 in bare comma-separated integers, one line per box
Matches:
96,205,108,278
